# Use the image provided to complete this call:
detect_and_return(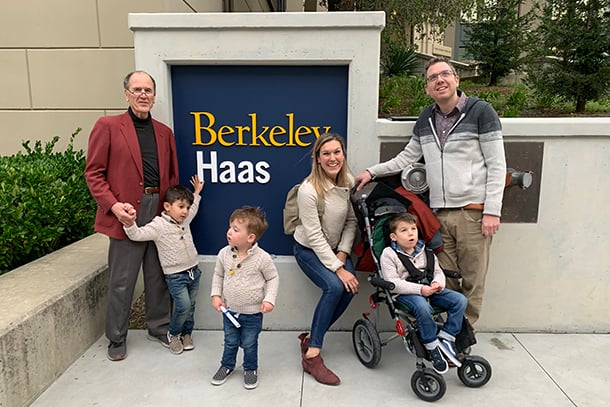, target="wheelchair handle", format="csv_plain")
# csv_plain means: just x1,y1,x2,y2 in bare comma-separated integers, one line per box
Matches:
442,269,462,279
369,276,395,291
